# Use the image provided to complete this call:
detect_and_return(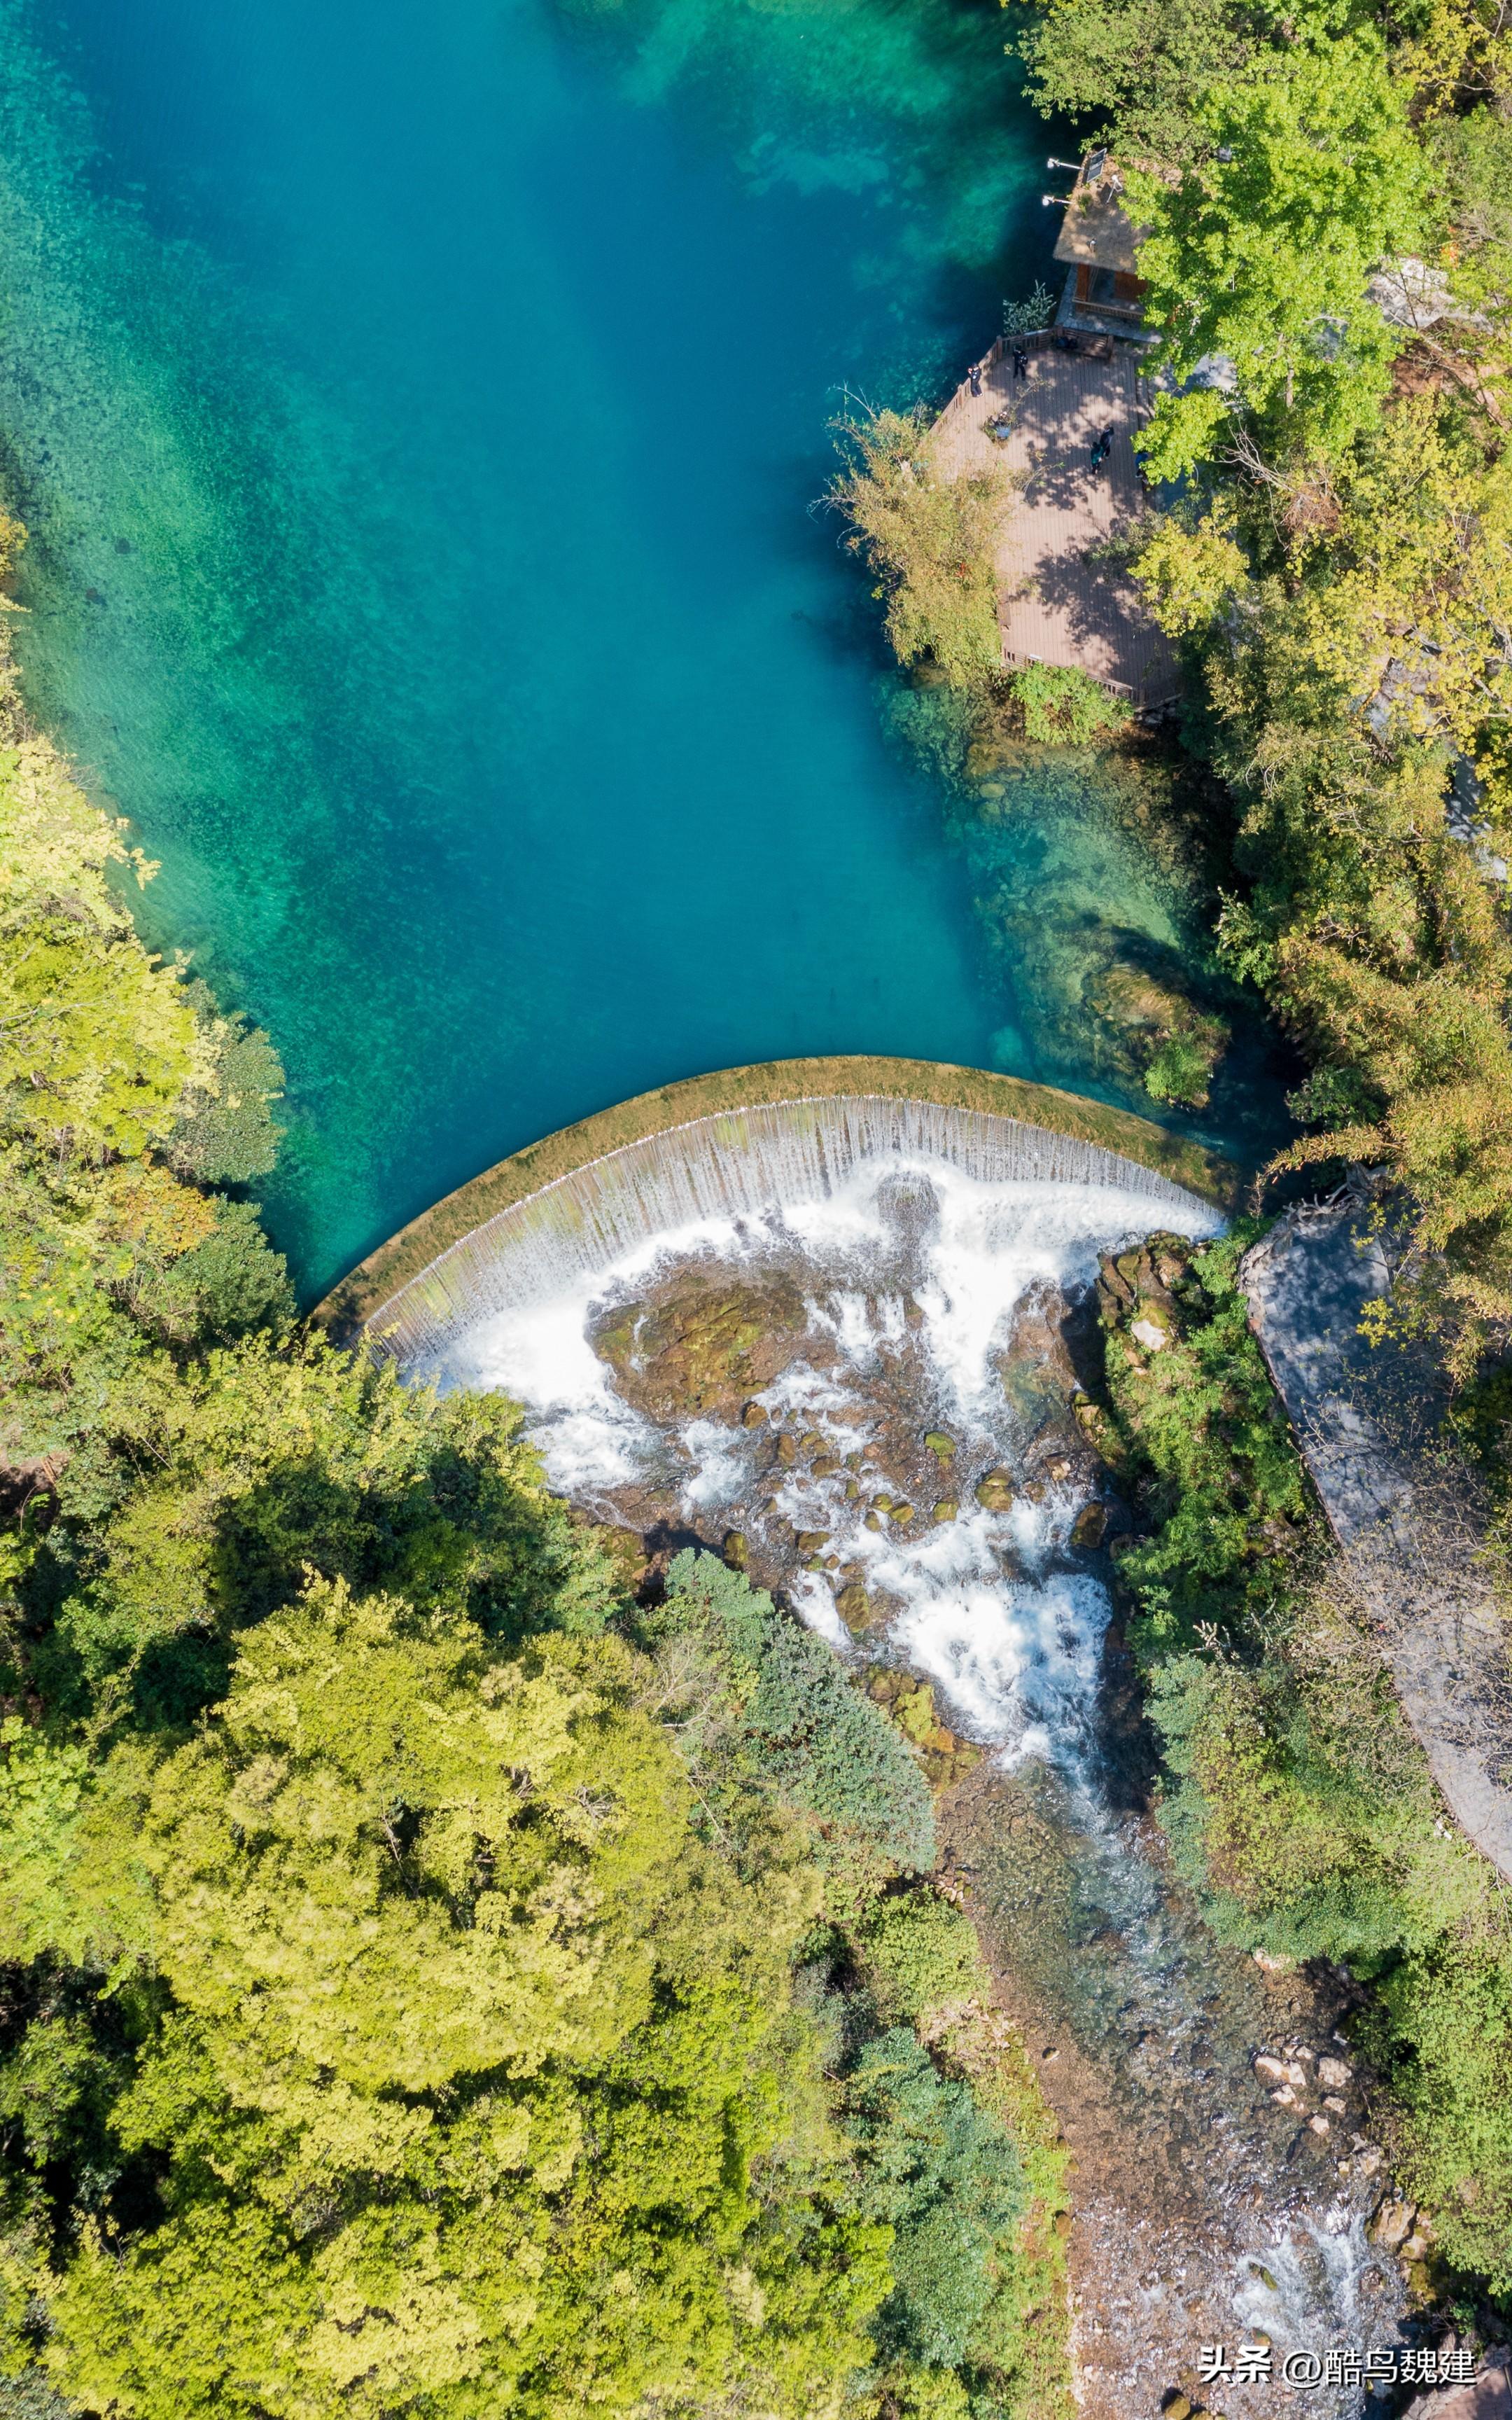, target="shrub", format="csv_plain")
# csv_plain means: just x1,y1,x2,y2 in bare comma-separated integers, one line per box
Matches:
1007,662,1128,746
657,1550,936,1877
845,2027,1024,2372
859,1888,986,2021
829,405,1011,689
